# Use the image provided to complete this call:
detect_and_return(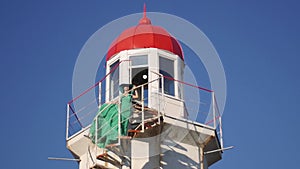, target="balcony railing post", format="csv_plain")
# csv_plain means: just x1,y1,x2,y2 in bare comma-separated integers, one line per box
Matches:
95,117,98,147
212,92,216,129
219,116,224,149
142,85,145,133
66,104,70,140
161,75,165,95
118,94,121,143
98,82,102,107
157,78,161,124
